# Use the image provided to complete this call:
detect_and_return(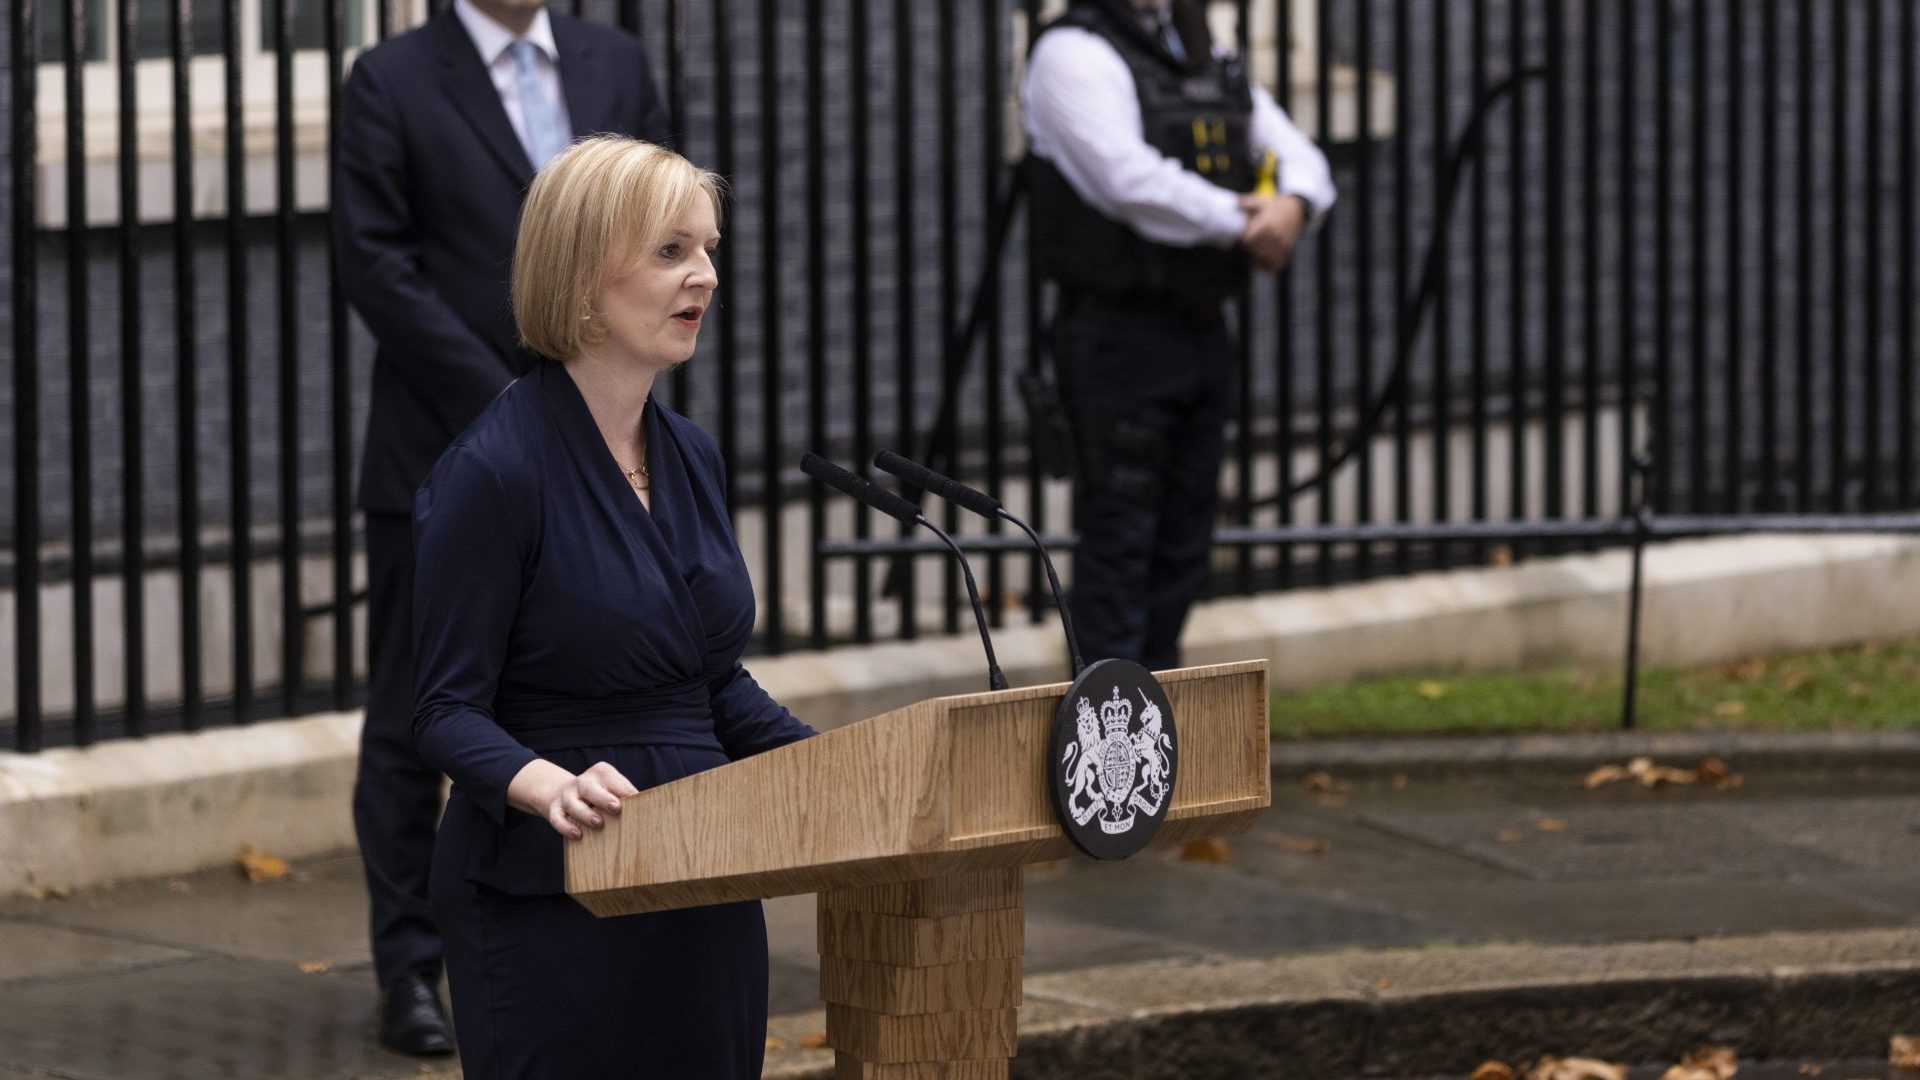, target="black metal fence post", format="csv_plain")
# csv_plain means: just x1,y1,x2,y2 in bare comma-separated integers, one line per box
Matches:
1621,452,1654,731
66,0,95,747
119,0,146,738
12,0,43,753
